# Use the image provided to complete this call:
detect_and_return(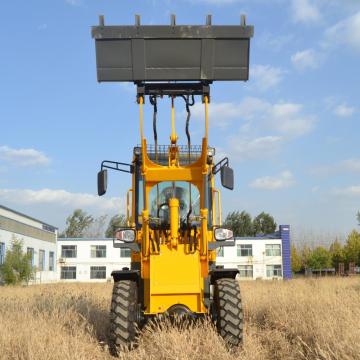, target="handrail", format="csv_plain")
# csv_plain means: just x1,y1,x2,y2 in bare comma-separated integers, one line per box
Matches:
126,189,133,226
212,188,222,226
